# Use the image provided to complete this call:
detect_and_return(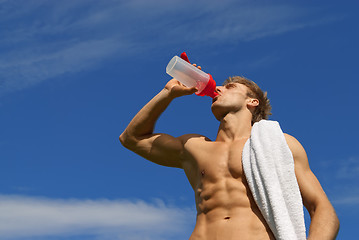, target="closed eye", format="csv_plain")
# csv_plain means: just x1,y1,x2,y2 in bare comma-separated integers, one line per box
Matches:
225,83,236,89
